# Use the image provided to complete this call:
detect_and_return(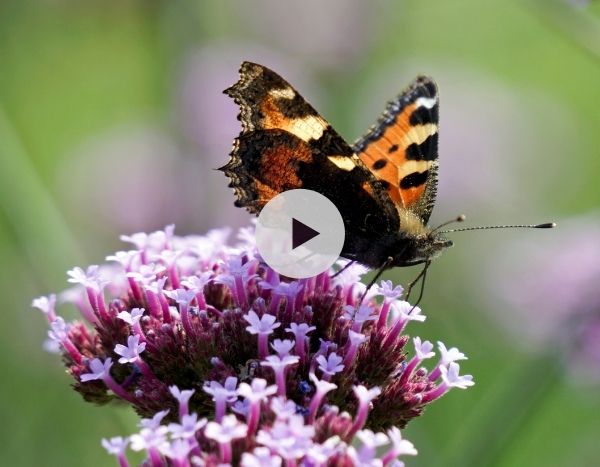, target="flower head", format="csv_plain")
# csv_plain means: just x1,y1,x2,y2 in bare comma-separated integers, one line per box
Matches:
31,223,474,465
